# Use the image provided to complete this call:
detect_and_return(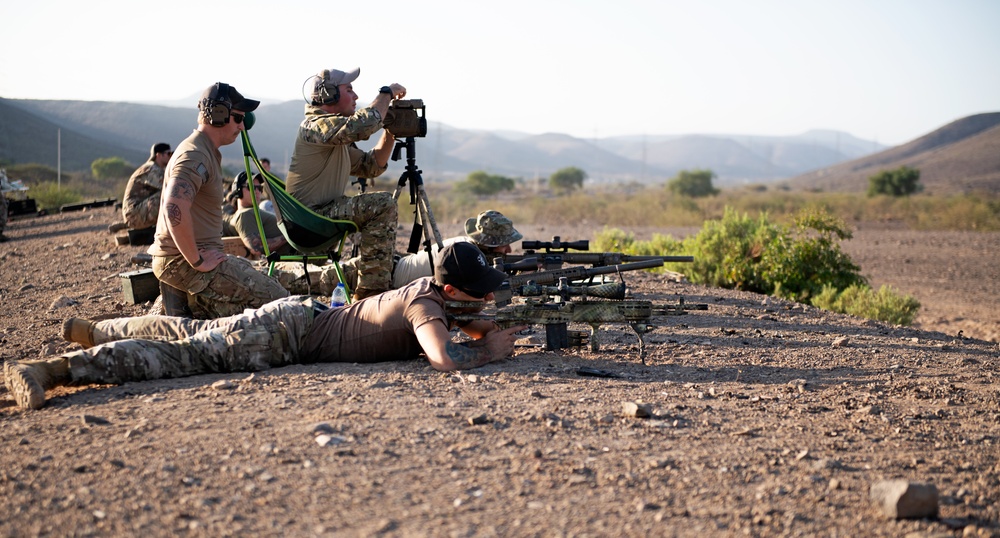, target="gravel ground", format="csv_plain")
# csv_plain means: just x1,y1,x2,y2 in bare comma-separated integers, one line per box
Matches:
1,206,998,537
